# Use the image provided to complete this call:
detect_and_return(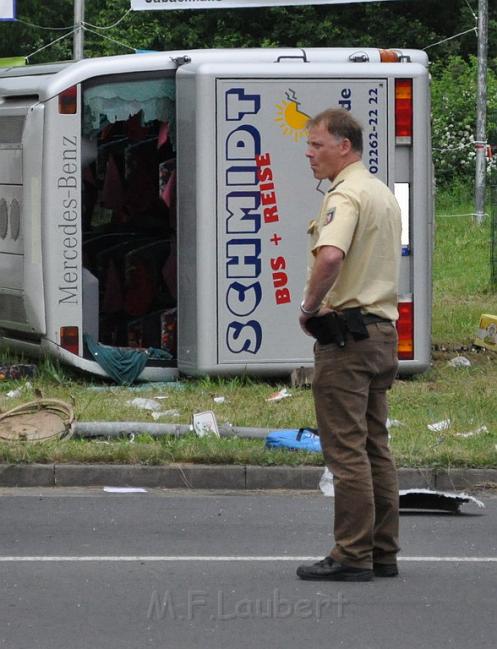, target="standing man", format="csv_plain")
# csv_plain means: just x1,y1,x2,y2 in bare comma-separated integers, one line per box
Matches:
297,108,401,582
